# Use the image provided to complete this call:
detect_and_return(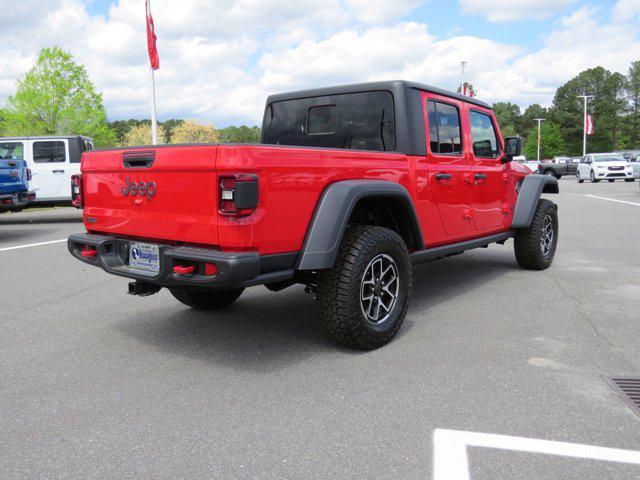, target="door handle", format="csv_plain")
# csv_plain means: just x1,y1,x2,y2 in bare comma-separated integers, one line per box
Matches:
52,169,65,173
435,173,452,181
474,173,487,180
